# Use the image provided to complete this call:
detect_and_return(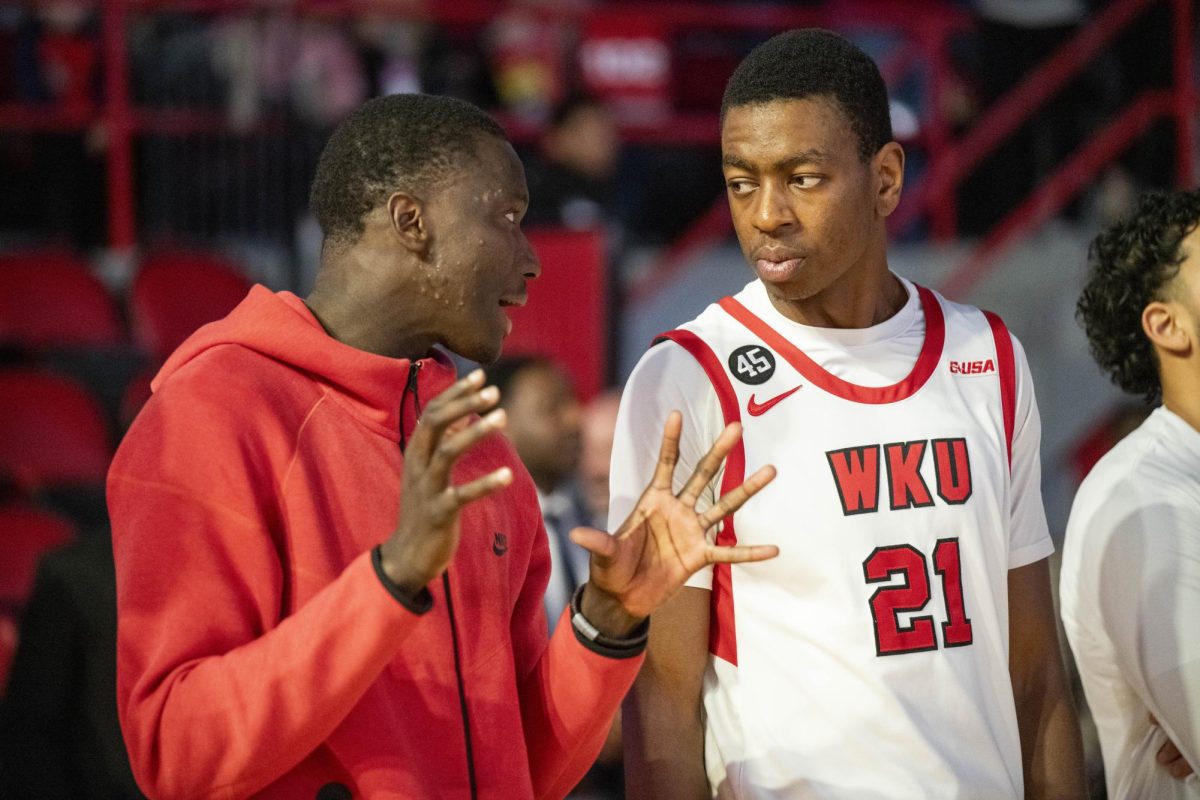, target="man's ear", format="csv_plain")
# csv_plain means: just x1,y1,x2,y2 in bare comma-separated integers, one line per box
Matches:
1143,300,1191,357
387,191,429,254
874,141,905,218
